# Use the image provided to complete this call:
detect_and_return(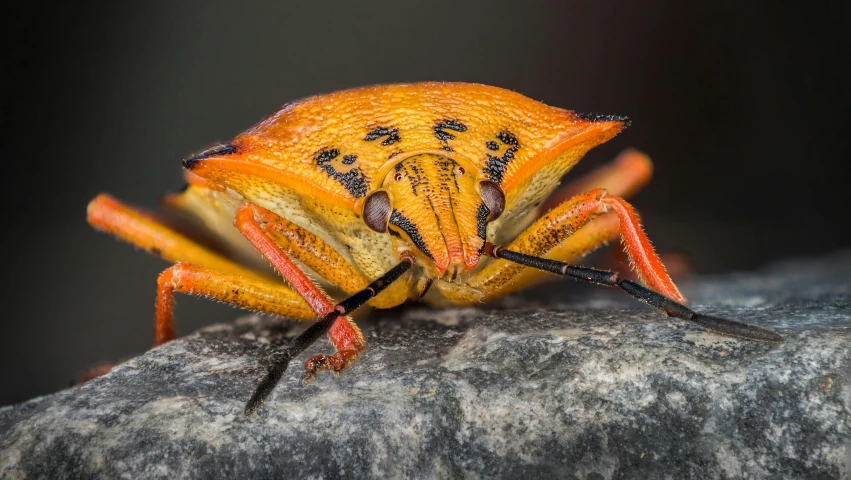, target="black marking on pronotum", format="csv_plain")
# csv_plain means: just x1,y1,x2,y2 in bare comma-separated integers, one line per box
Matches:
483,131,520,184
574,112,631,127
364,126,401,146
183,143,238,170
476,203,489,244
496,131,518,146
314,147,369,198
486,141,499,151
342,154,358,165
315,147,340,163
389,210,434,261
433,119,467,142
